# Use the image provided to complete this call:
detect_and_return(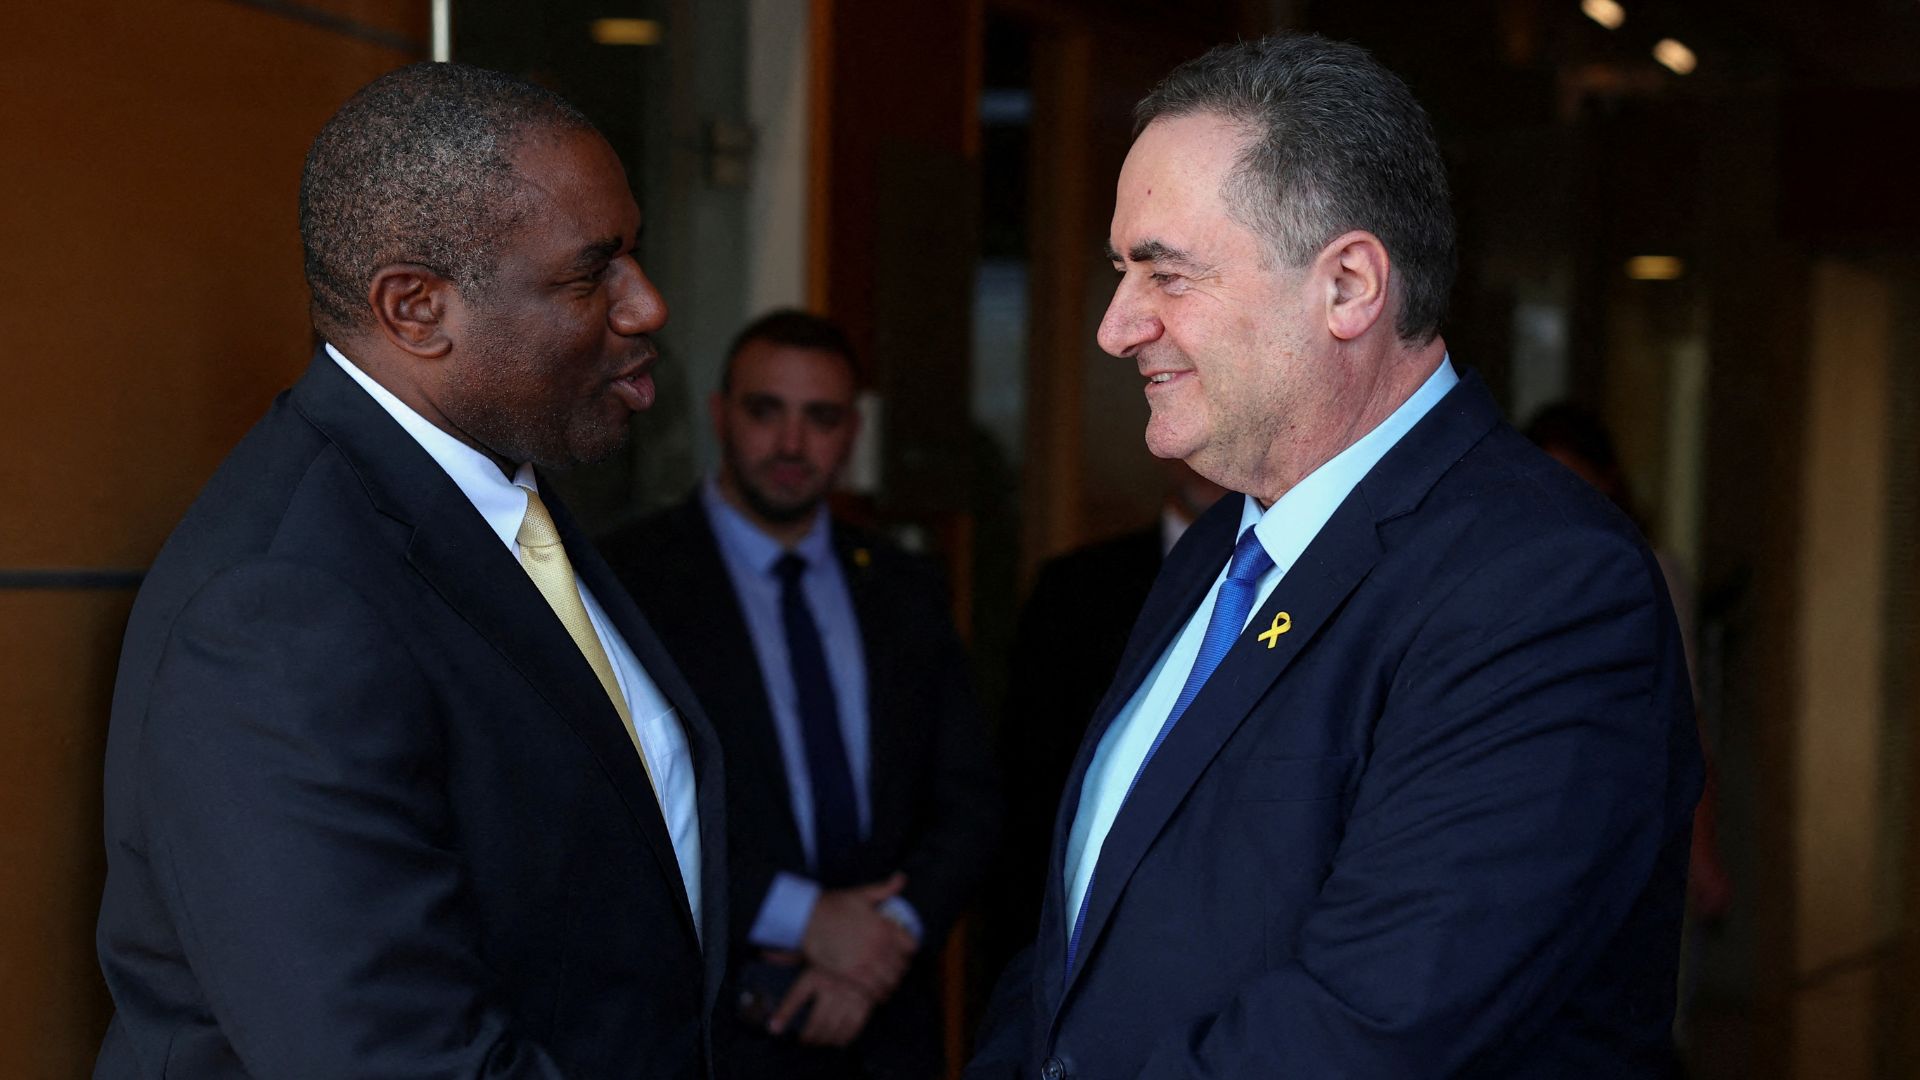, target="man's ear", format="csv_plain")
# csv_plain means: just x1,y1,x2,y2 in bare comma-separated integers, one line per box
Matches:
367,264,455,359
1318,230,1391,343
707,389,728,440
